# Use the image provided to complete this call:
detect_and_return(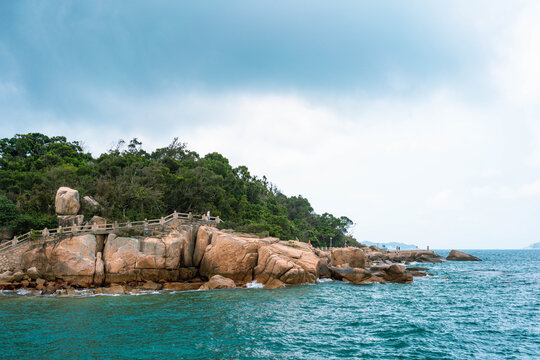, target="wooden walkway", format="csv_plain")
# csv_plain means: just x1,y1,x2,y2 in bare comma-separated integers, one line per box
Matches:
0,211,220,254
